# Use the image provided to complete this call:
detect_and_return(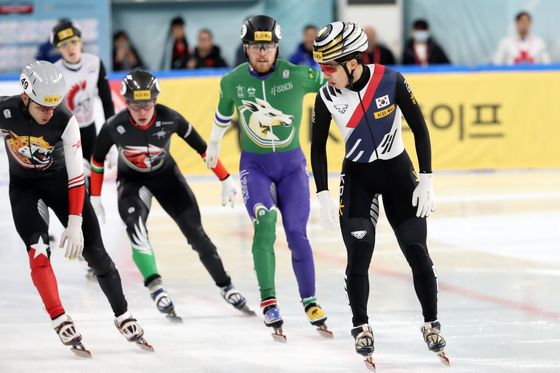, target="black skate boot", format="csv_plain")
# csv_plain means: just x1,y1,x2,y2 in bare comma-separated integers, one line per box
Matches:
421,321,450,366
115,311,154,352
351,324,375,371
148,278,182,322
